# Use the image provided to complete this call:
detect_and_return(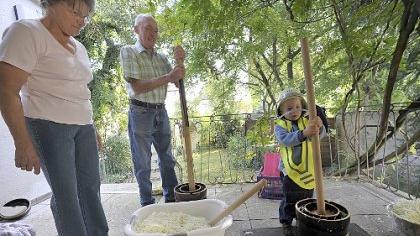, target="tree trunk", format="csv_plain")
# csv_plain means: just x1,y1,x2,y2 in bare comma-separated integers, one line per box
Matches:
362,0,419,166
287,47,294,80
